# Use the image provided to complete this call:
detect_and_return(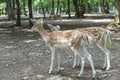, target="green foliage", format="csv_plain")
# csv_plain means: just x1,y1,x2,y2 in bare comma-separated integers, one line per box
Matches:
33,0,40,10
0,0,115,15
0,1,6,12
0,0,5,3
0,2,6,8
